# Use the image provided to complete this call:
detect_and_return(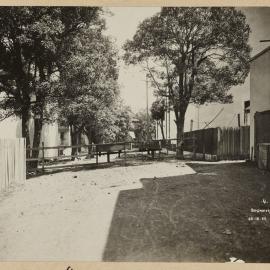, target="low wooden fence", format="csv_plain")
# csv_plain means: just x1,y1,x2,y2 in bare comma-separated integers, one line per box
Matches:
26,140,165,172
26,126,250,172
183,126,250,160
0,138,26,192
